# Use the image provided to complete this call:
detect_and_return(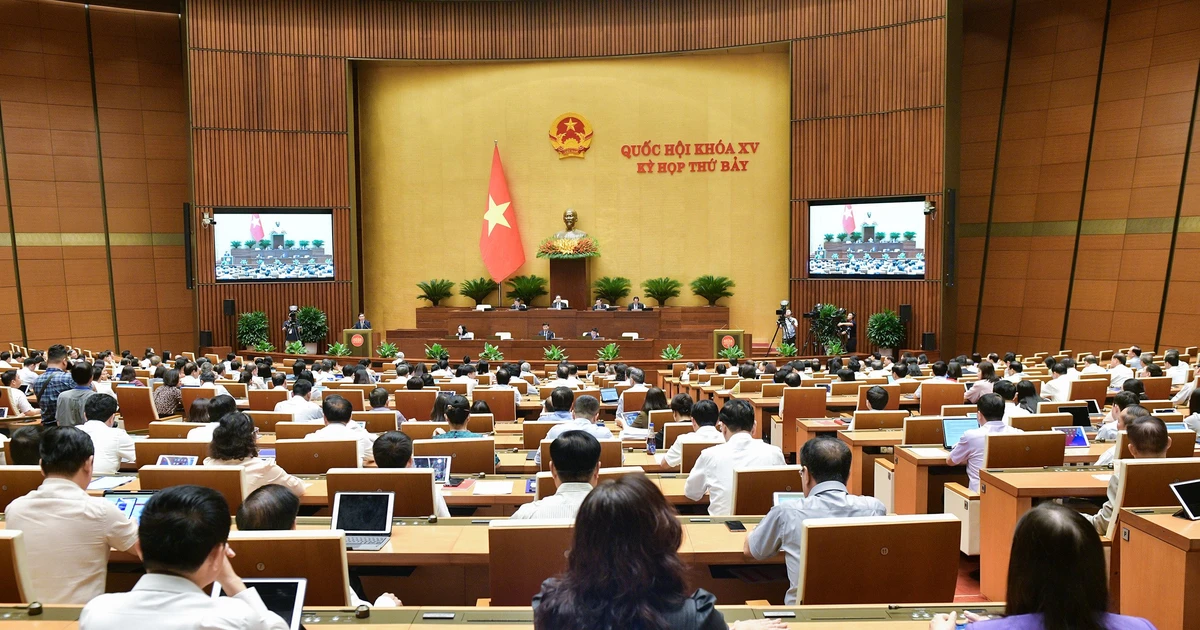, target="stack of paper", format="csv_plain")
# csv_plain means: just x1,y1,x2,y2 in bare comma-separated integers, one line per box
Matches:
472,481,514,496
